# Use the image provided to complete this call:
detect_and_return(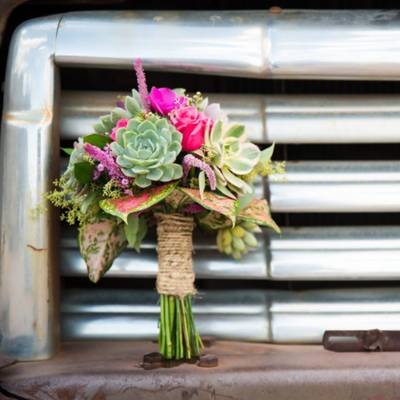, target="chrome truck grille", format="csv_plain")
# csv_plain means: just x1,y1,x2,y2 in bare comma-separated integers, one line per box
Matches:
2,9,400,360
